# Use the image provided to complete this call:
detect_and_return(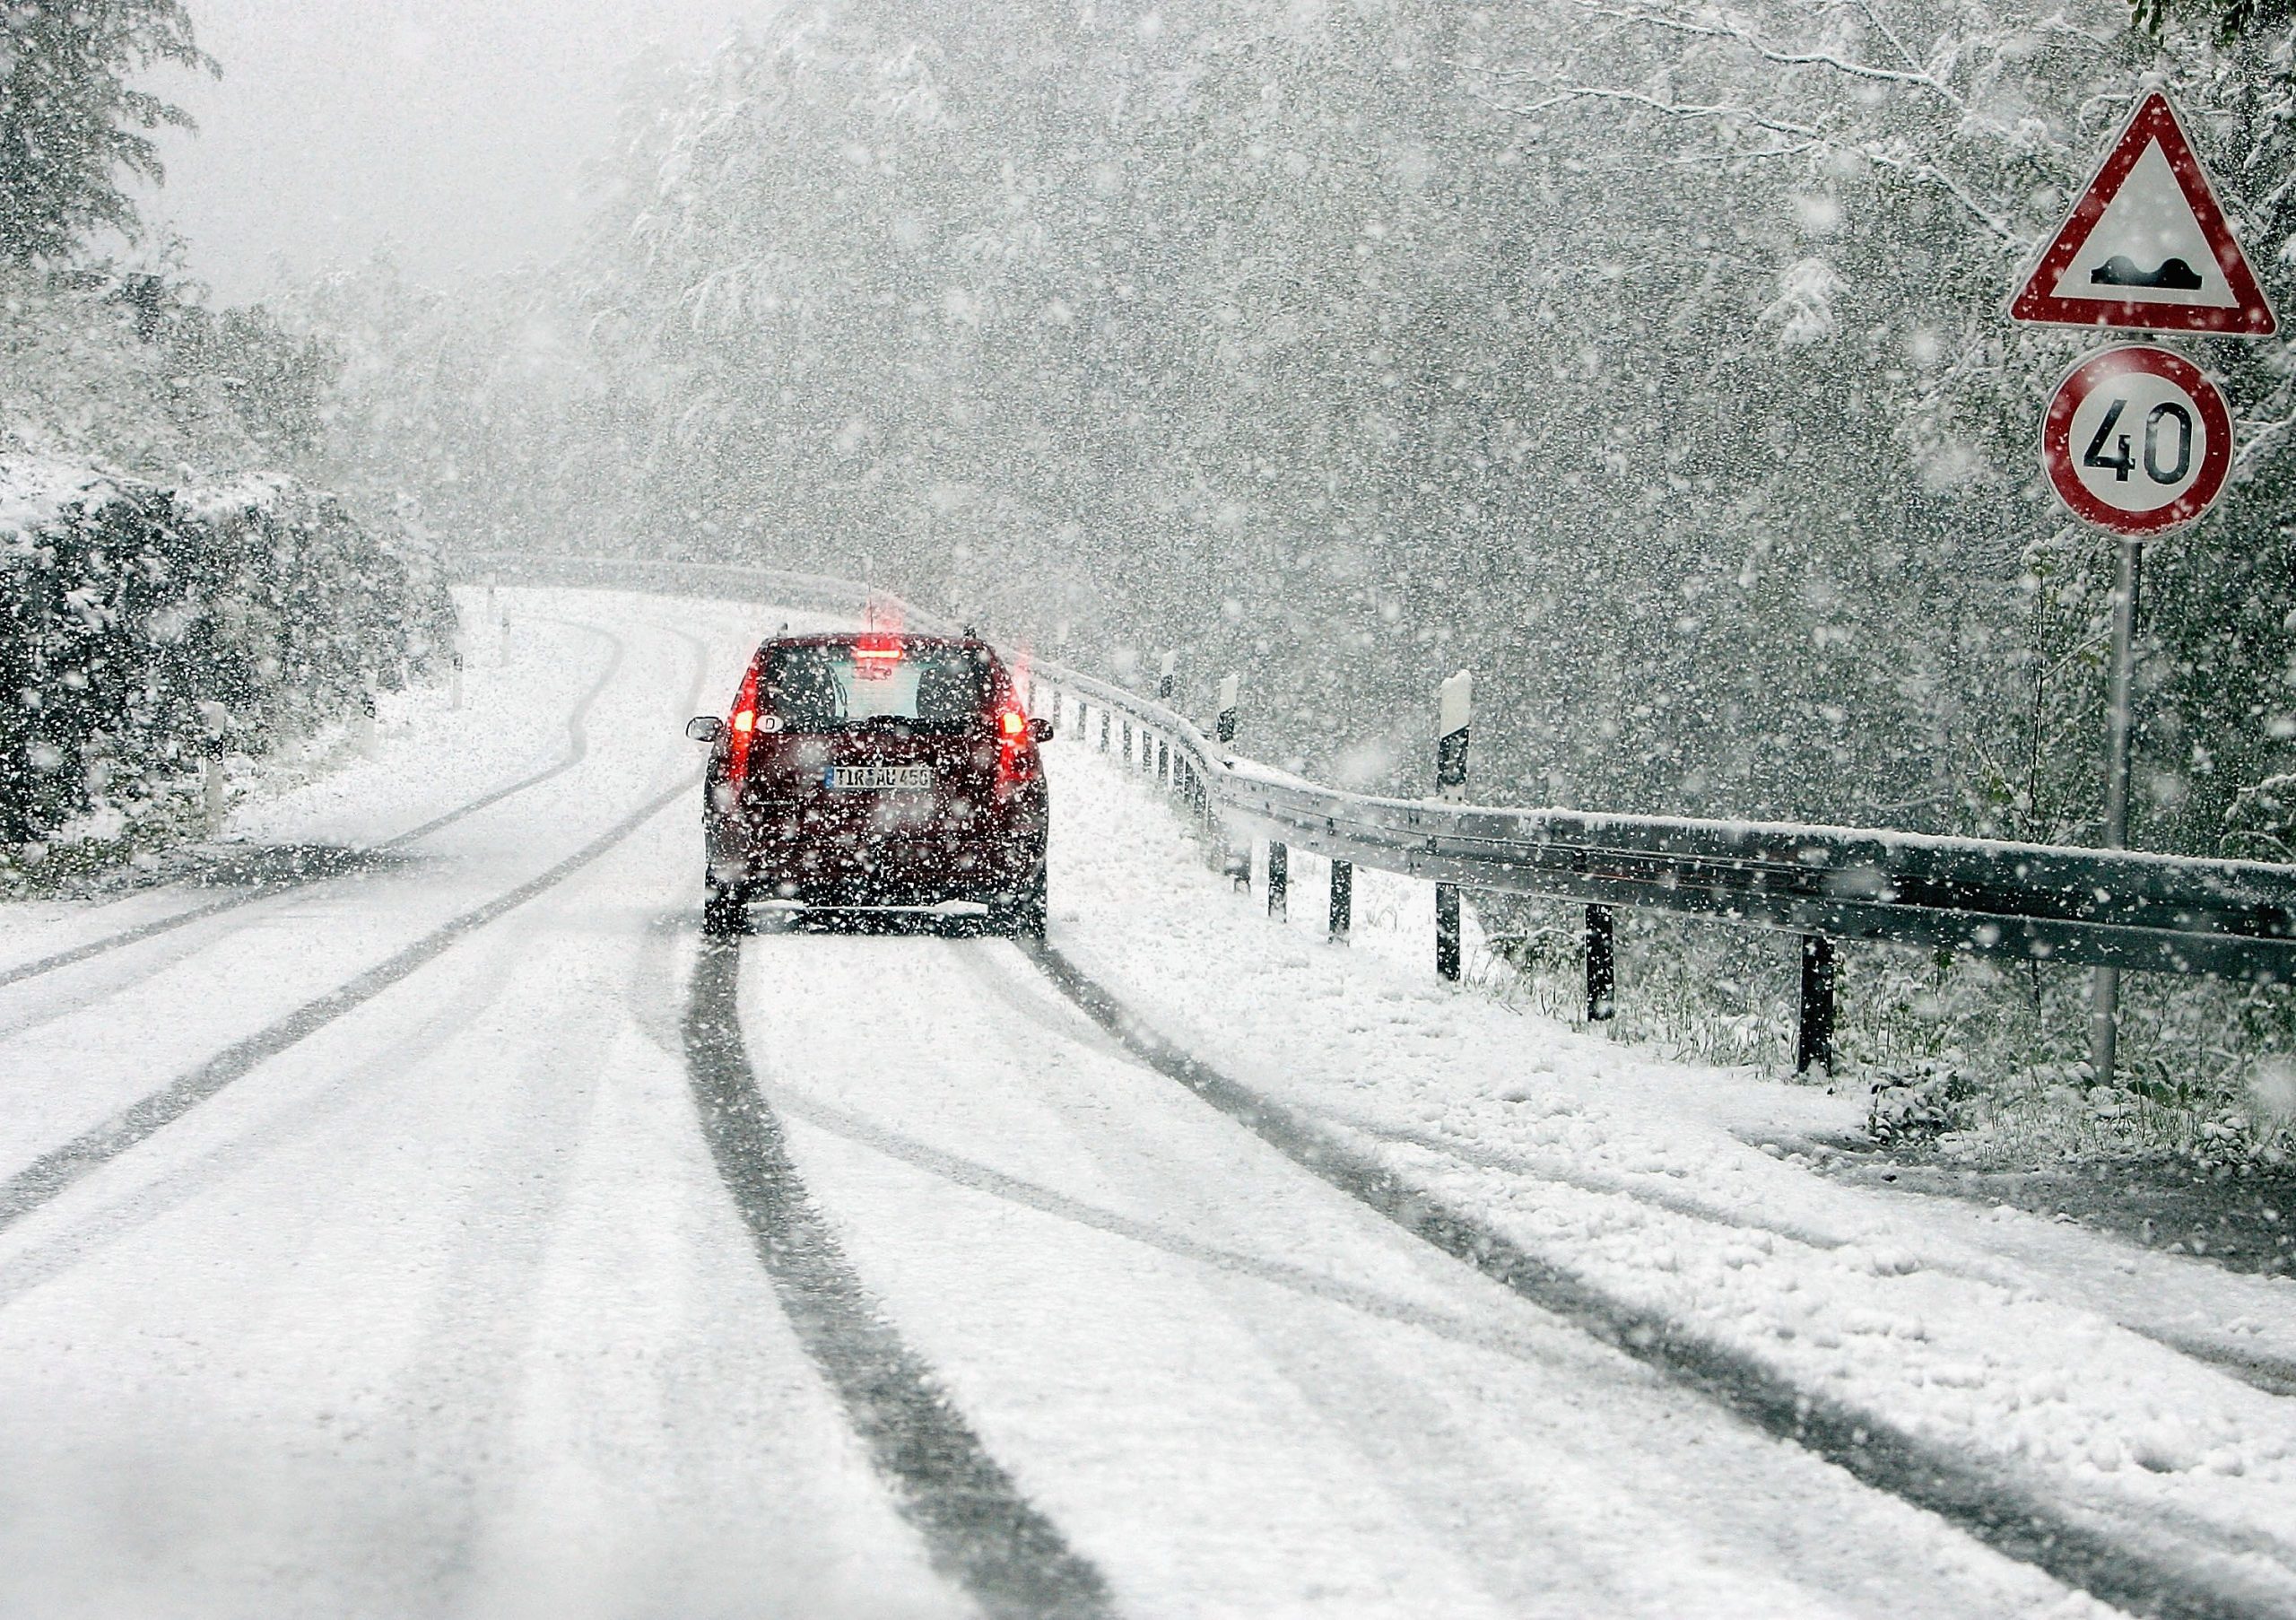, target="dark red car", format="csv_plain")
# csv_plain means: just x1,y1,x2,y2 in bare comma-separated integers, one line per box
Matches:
686,631,1052,936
